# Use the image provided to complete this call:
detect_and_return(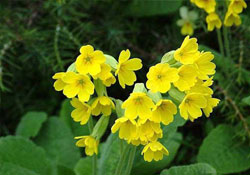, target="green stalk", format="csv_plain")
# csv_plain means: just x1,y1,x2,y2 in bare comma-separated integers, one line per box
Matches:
216,29,225,58
124,146,136,175
115,144,130,175
223,26,231,59
88,117,97,175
